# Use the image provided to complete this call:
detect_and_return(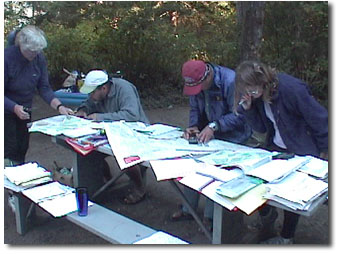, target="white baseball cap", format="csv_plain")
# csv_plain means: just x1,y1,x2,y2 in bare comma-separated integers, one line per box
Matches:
80,70,109,94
